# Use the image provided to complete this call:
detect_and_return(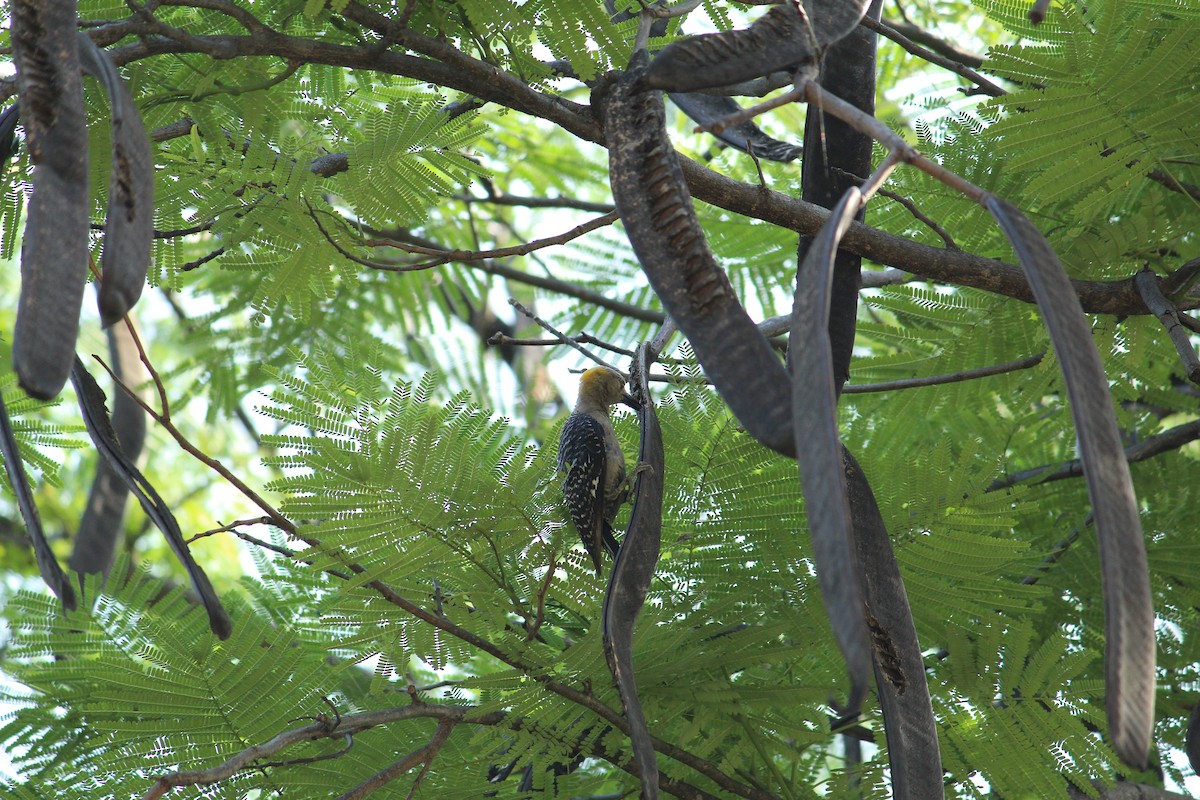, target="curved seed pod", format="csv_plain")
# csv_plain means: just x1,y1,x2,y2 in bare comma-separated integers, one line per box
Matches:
602,53,872,717
646,4,817,93
598,51,794,456
985,195,1154,769
0,388,76,611
844,448,944,798
669,92,801,162
790,189,872,714
72,358,233,640
77,33,154,327
0,104,19,163
10,0,90,400
602,344,664,800
645,0,871,93
70,314,148,579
